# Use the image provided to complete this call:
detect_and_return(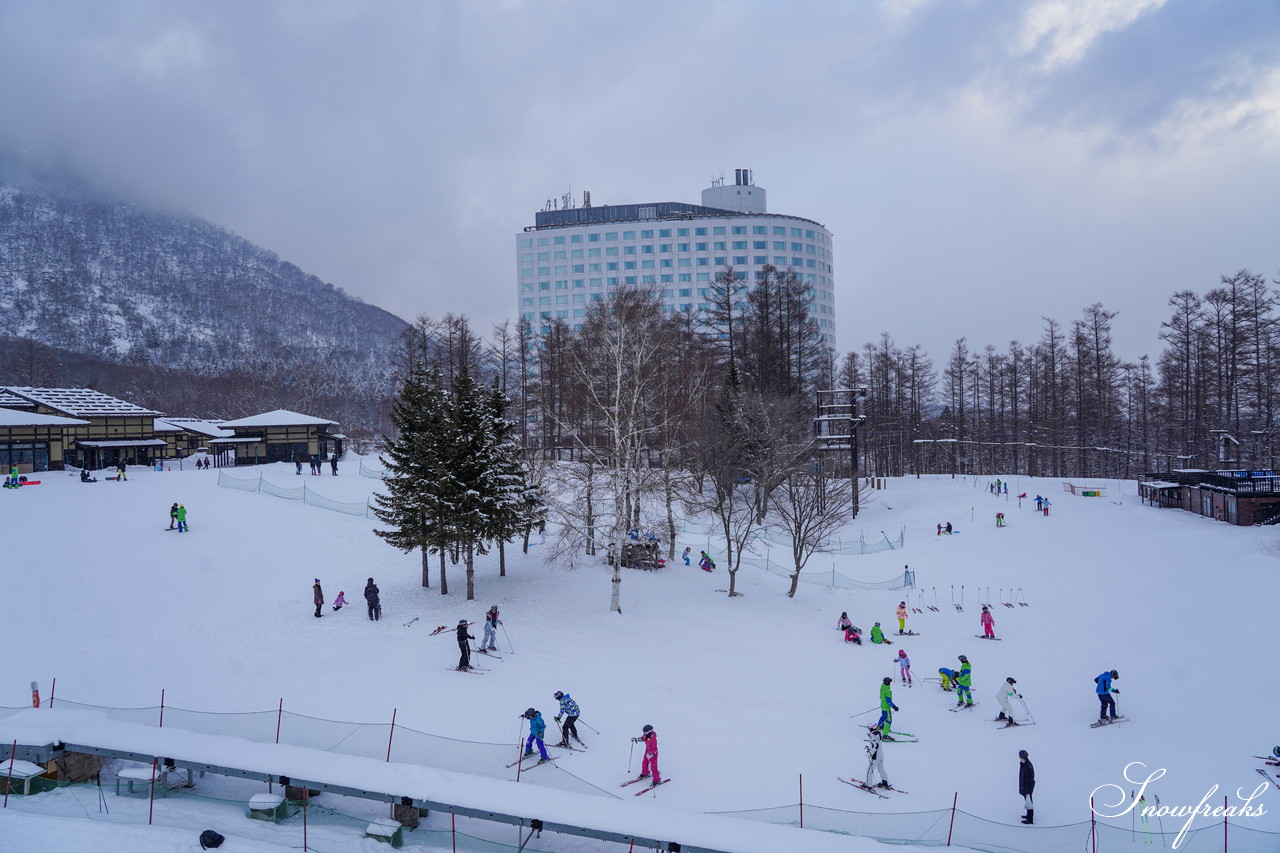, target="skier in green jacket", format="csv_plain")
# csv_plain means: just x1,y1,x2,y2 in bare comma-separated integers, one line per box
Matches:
875,677,900,740
870,622,890,645
956,655,973,707
174,504,188,533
